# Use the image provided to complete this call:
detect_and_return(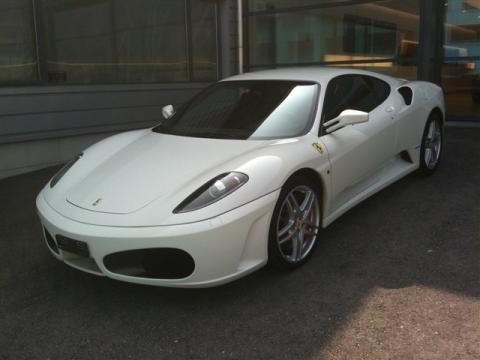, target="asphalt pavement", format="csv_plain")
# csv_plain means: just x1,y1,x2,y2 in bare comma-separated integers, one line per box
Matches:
0,127,479,360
